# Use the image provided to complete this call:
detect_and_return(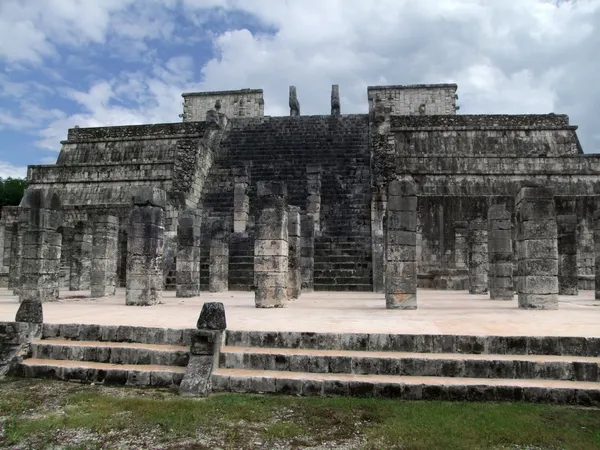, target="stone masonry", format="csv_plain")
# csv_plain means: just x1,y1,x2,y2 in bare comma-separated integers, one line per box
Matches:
254,182,288,308
515,186,559,310
18,189,62,304
176,210,201,297
90,215,118,297
594,210,600,300
556,204,578,295
7,82,600,299
126,189,166,306
287,205,301,300
385,178,417,310
468,219,488,295
488,204,514,300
